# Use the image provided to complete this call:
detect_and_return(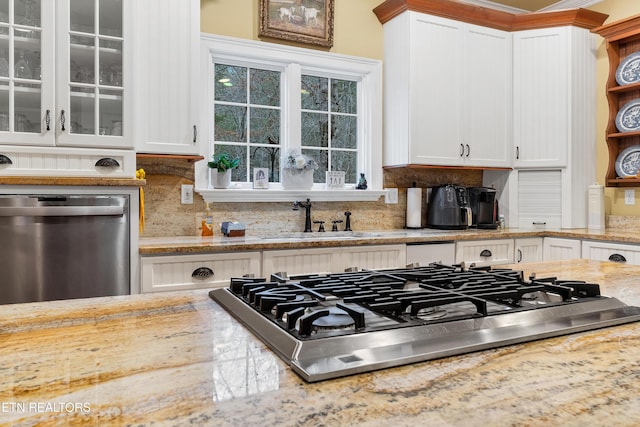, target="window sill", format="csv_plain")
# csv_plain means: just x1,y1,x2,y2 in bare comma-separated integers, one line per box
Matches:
195,187,386,203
